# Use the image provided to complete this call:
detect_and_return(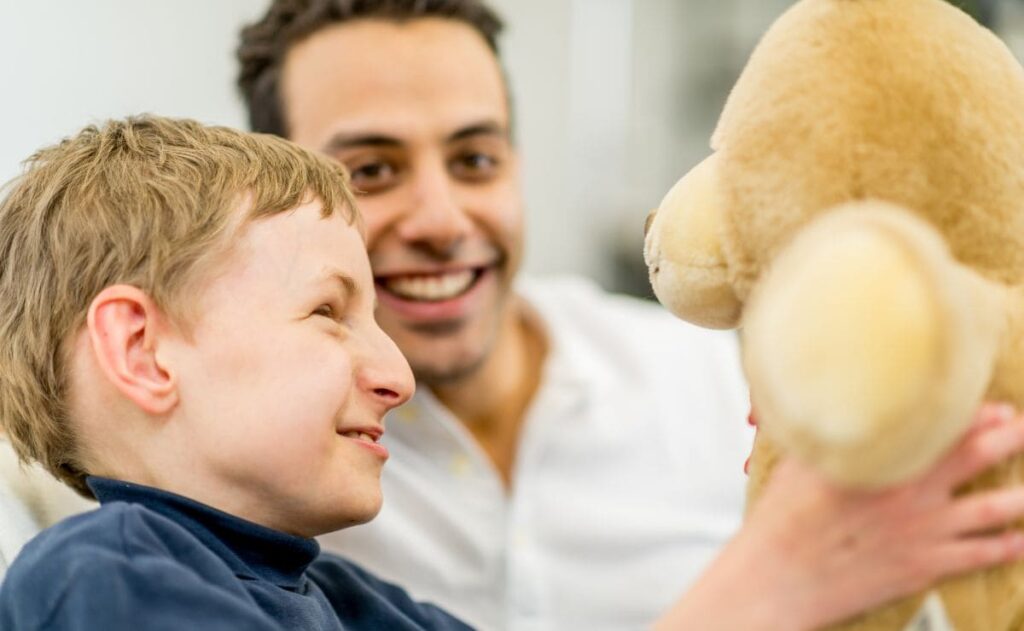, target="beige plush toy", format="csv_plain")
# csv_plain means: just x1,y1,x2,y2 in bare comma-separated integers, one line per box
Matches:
644,0,1024,628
